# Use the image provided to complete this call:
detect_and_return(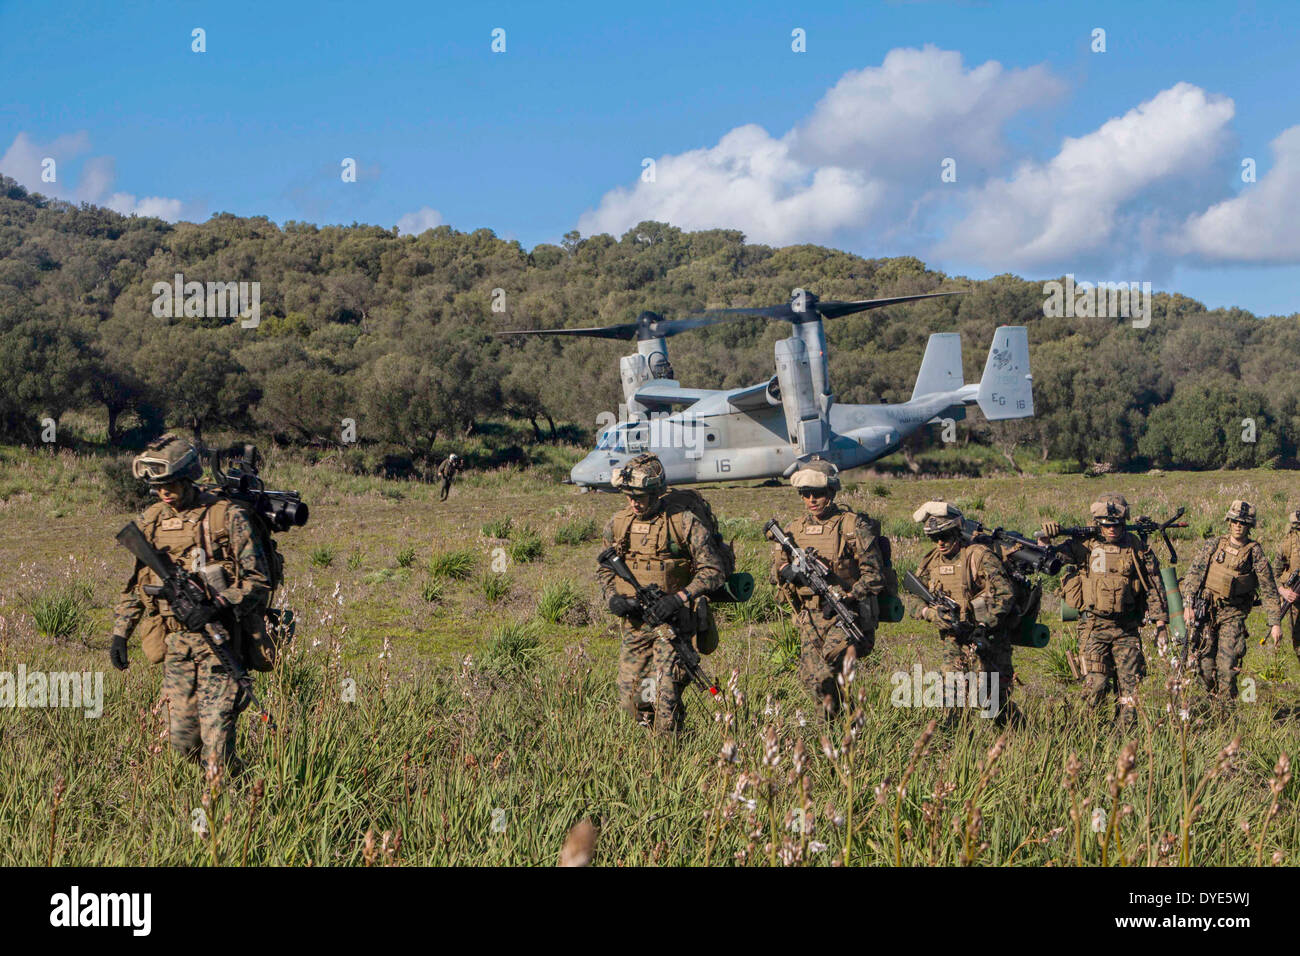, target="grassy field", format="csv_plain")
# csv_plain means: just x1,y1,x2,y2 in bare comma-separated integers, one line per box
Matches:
1,446,1298,865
